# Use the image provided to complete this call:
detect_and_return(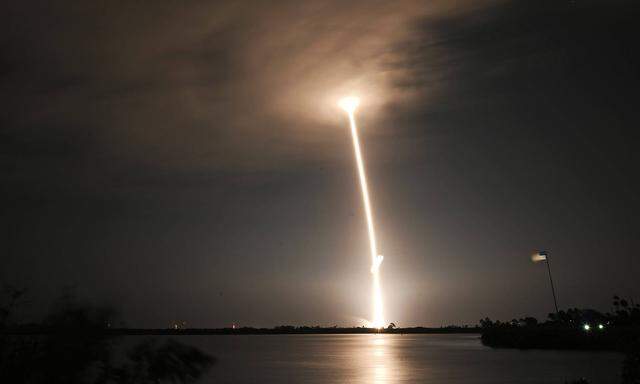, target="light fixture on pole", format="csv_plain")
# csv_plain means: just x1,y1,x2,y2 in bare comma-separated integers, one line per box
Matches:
532,250,559,315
